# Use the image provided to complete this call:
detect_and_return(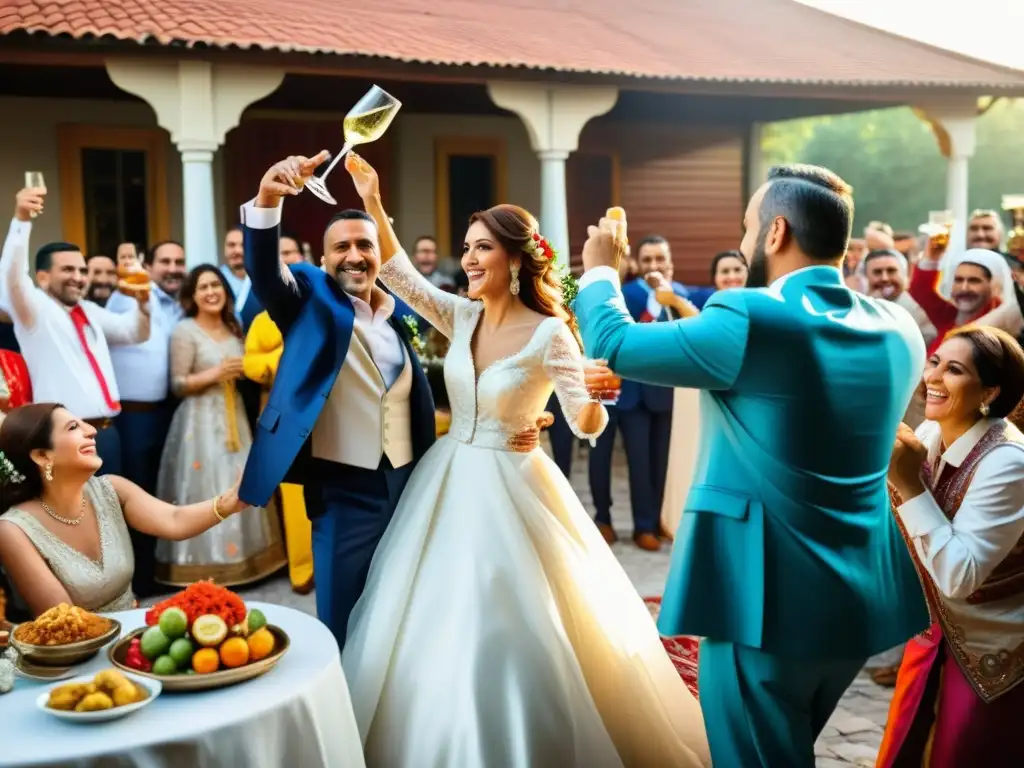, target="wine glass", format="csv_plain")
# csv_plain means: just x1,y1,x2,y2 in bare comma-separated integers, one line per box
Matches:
24,172,45,219
304,85,402,205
